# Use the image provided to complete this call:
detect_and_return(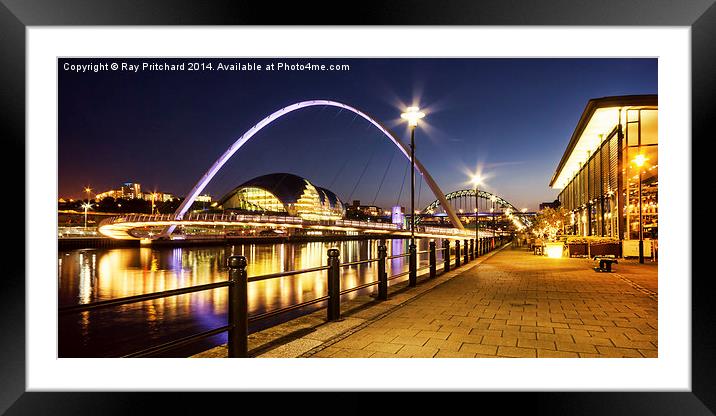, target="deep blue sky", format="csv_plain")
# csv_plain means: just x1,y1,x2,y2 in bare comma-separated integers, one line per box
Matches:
58,58,657,211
